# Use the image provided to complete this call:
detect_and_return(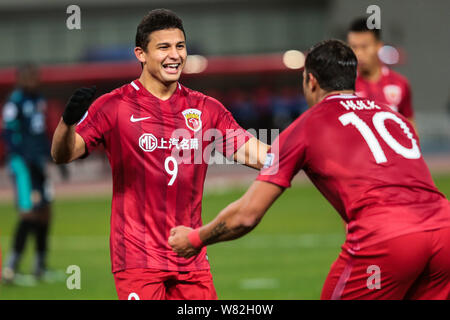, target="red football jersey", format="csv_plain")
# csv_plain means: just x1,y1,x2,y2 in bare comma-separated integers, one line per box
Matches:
257,93,450,251
76,80,252,273
355,66,414,119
